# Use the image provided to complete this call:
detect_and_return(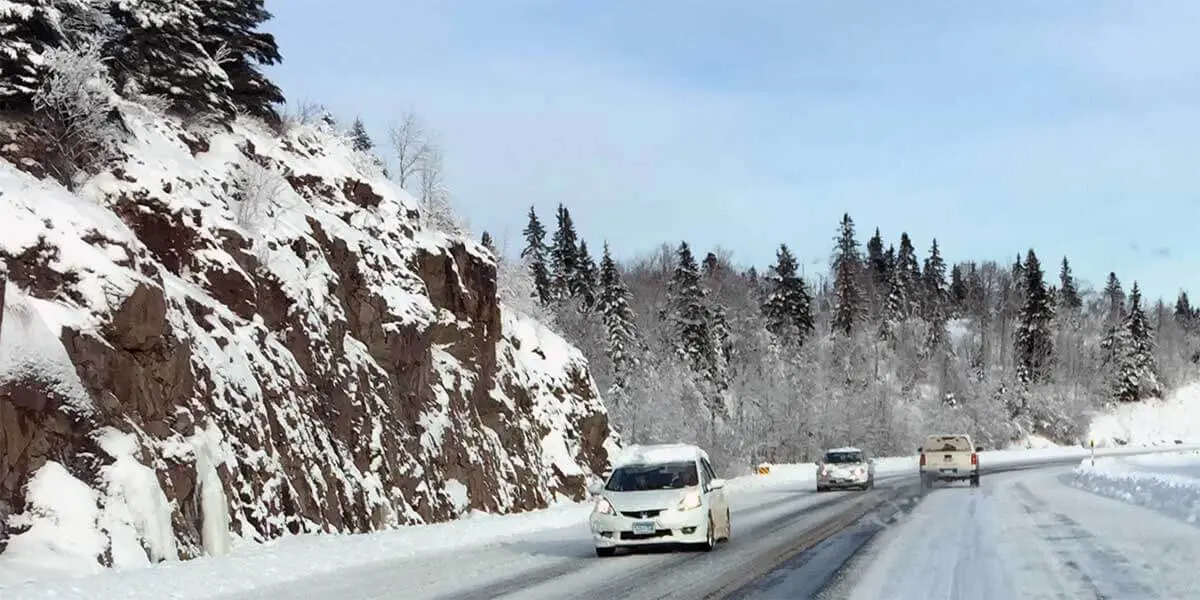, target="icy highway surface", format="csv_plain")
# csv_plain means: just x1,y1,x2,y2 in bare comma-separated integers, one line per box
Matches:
825,465,1200,600
191,450,1200,600
3,447,1199,600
